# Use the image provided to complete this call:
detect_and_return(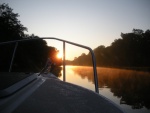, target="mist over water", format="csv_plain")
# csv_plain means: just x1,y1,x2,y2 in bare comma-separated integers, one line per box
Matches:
59,66,150,113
